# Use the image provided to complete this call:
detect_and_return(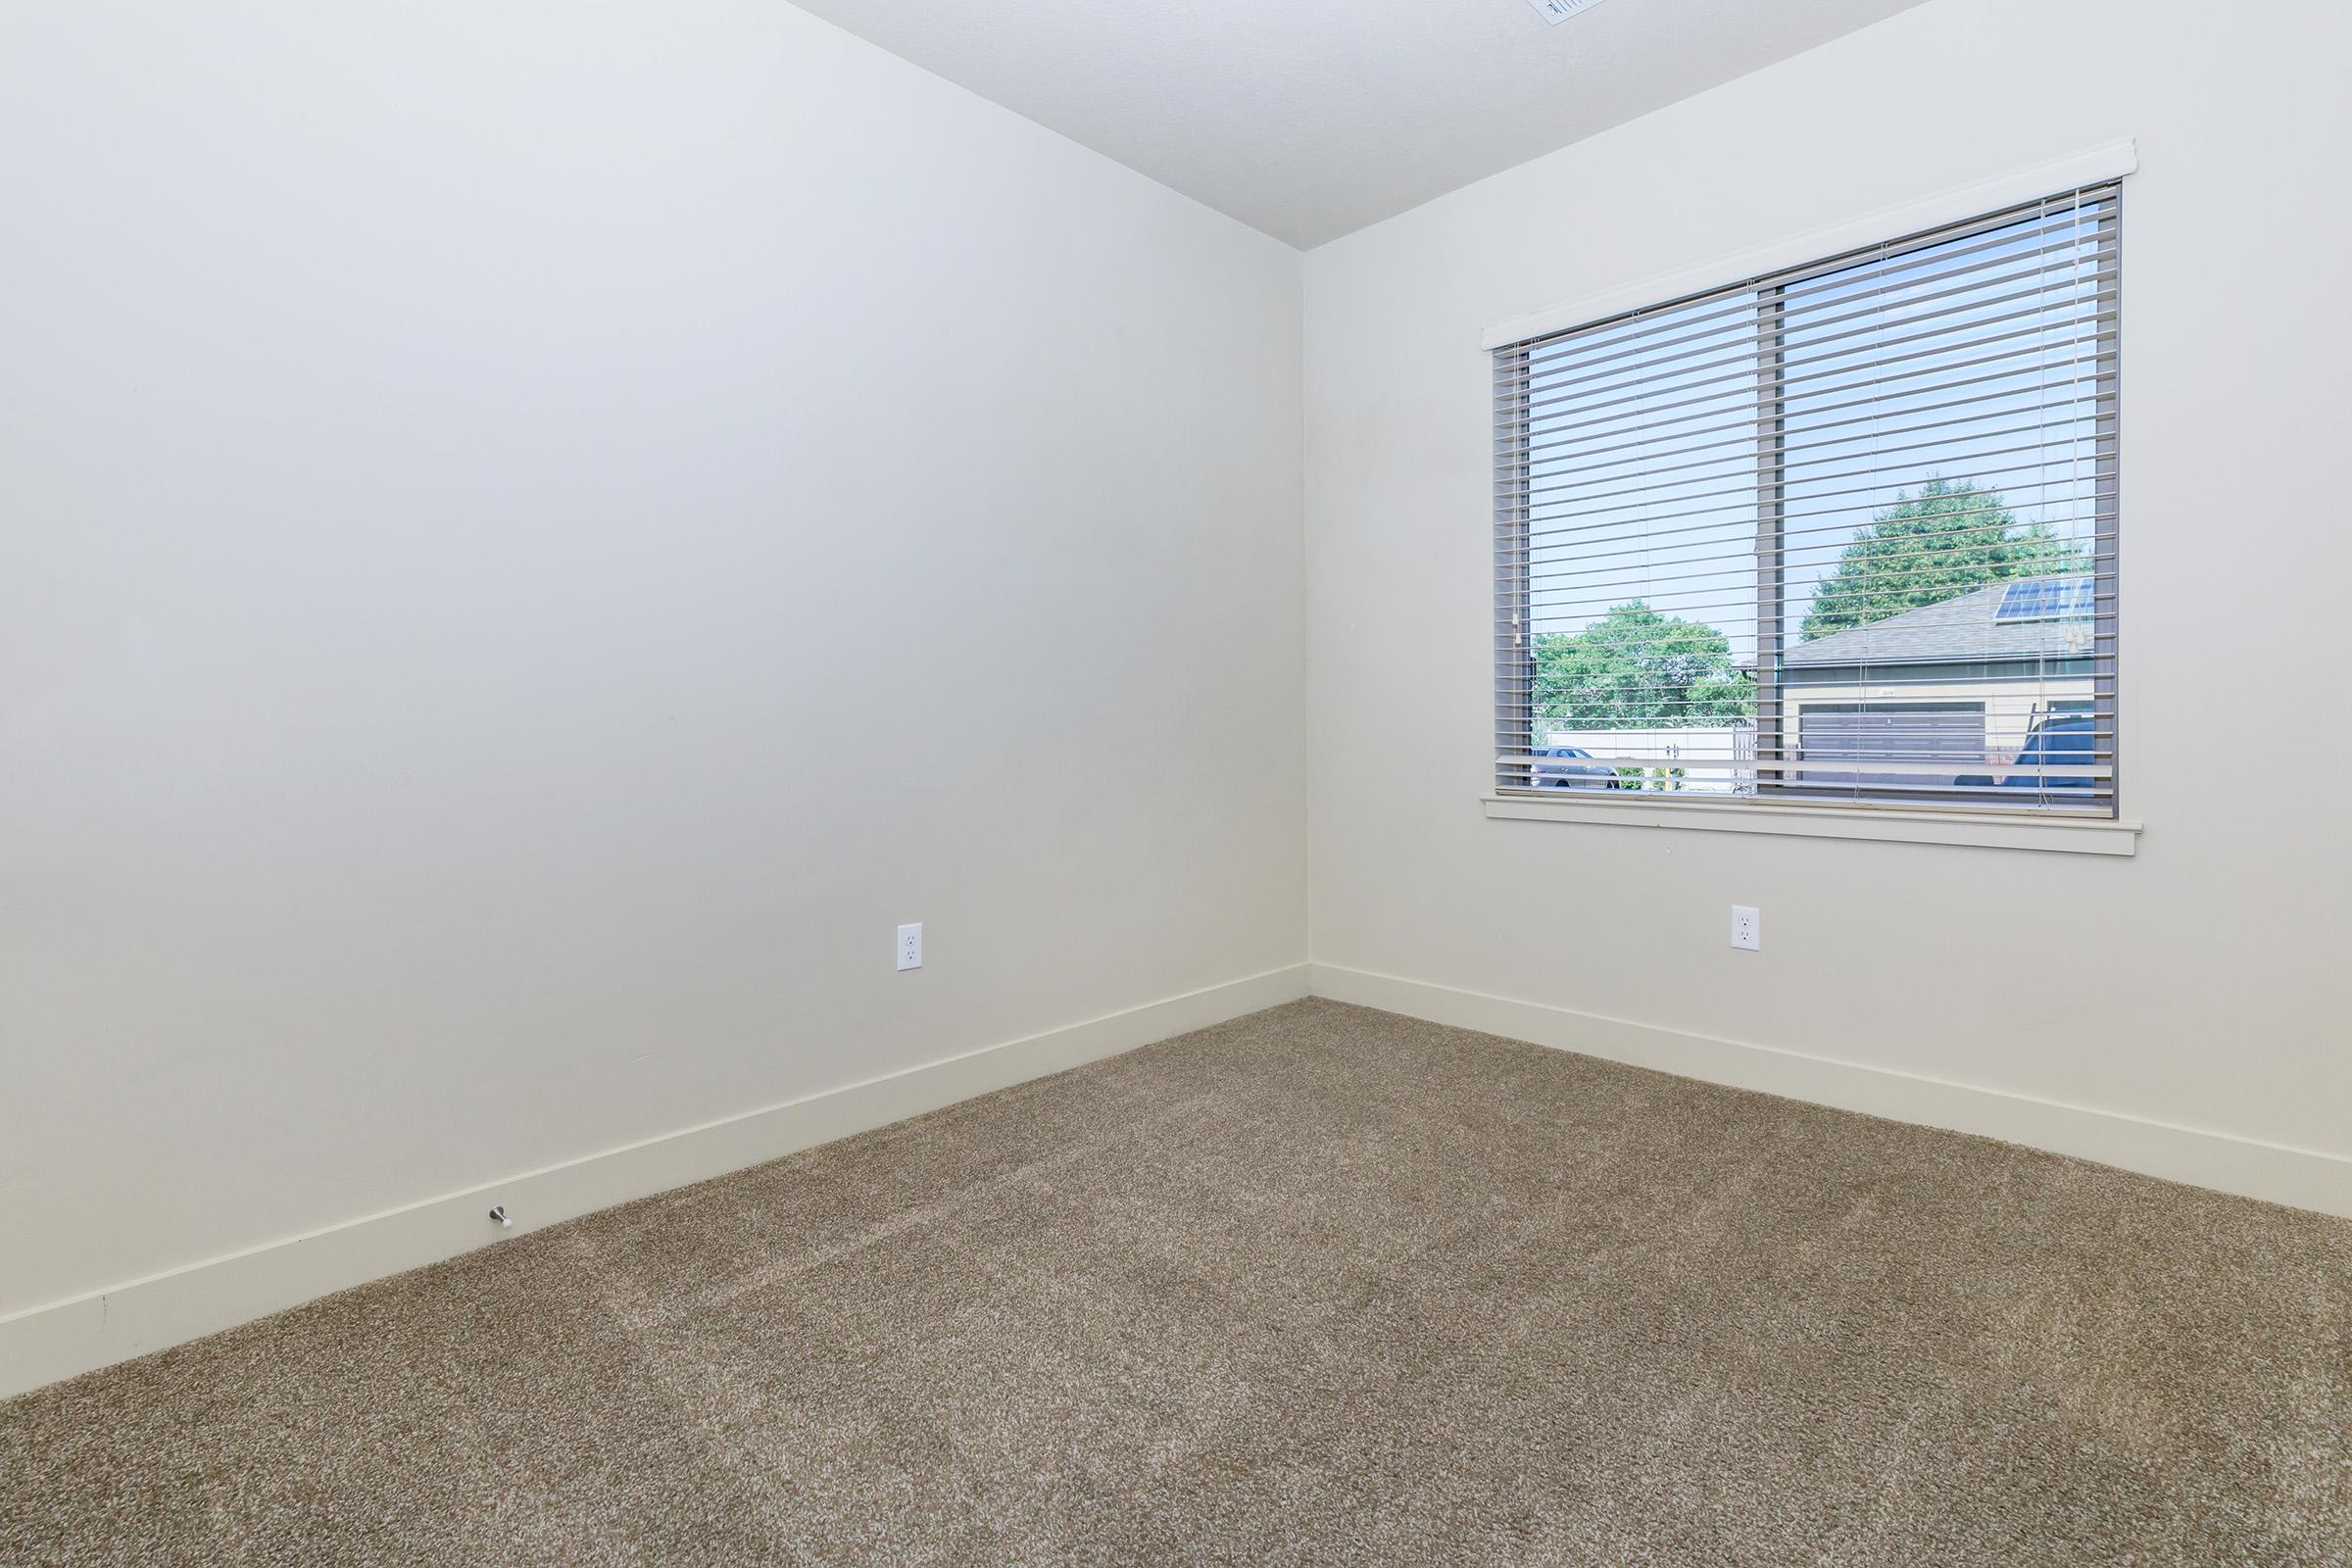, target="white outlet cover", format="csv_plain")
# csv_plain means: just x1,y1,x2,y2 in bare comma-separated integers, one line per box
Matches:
897,923,923,971
1526,0,1608,24
1730,906,1761,952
